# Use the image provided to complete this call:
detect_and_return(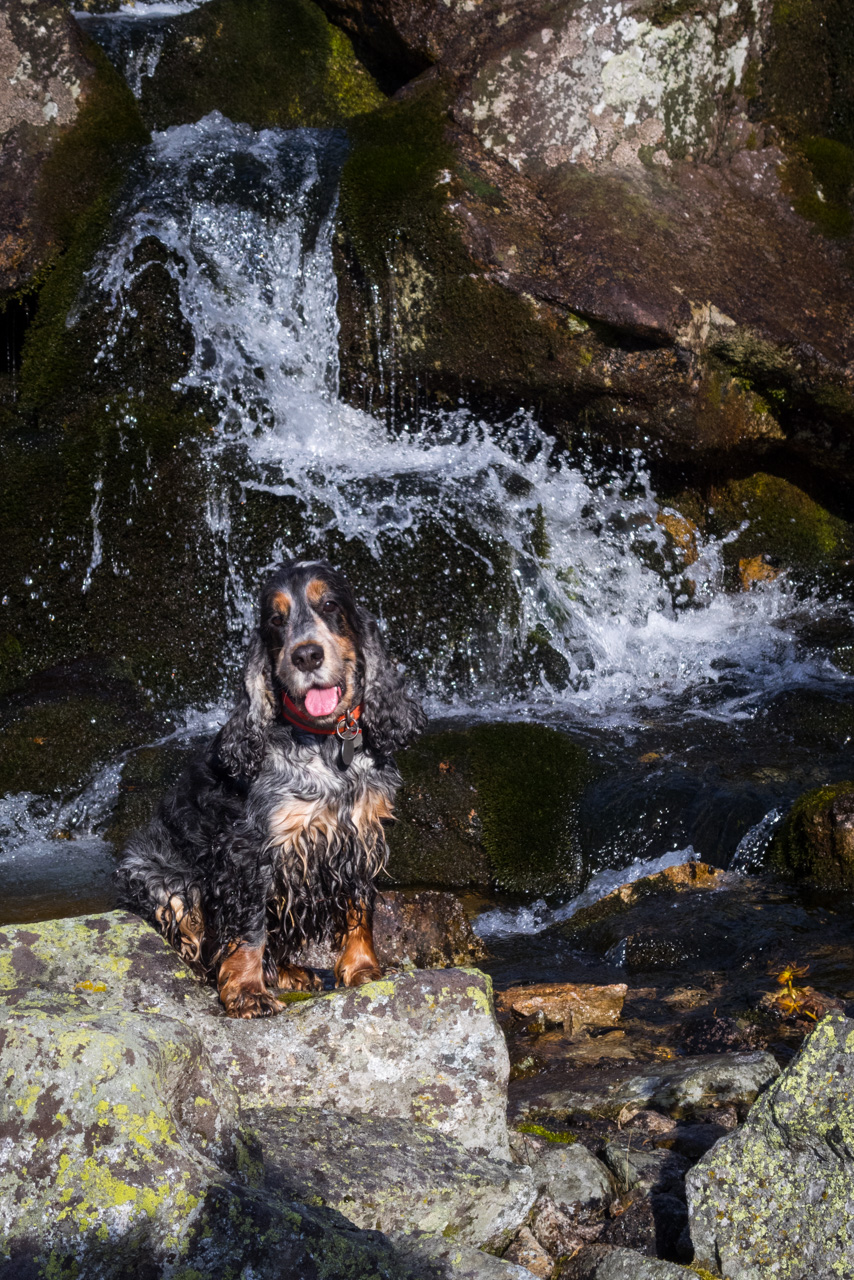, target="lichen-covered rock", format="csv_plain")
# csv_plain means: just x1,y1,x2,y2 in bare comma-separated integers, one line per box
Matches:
511,1051,779,1122
529,1143,615,1216
771,780,854,889
458,0,765,173
0,912,512,1159
0,993,430,1279
687,1014,854,1279
395,1232,539,1279
387,721,589,892
247,1106,535,1248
